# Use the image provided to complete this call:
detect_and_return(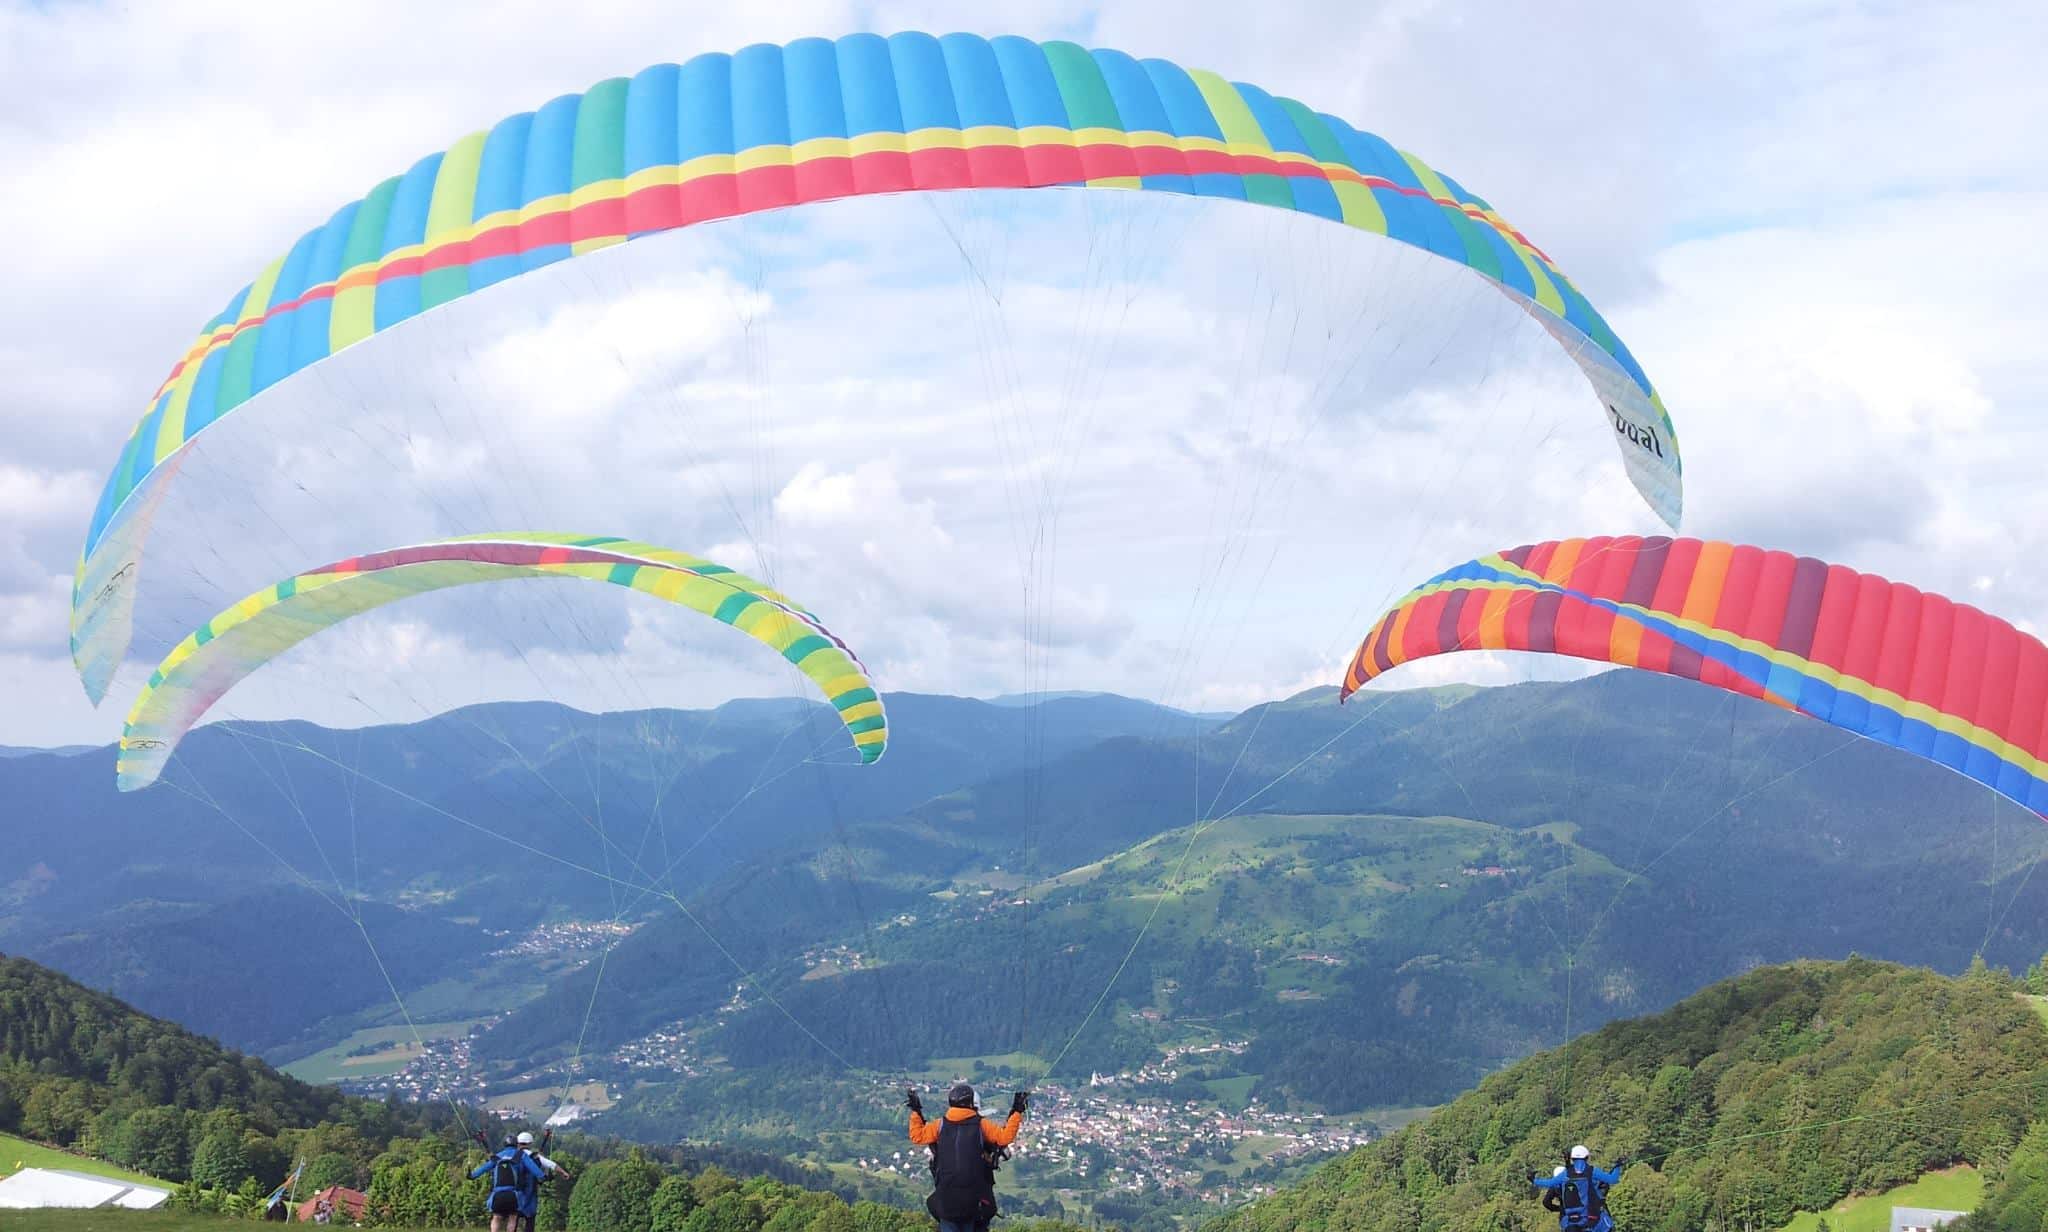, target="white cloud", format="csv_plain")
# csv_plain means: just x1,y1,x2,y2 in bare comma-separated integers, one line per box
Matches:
0,576,72,651
0,464,94,525
1623,192,2048,618
0,466,95,609
1355,649,1607,693
472,268,770,430
0,1,2043,749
